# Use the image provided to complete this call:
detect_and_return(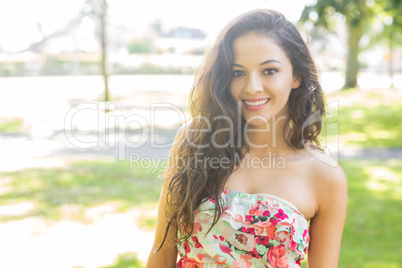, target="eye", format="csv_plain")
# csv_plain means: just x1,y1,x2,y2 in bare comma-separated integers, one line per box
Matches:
263,68,278,75
232,70,245,77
